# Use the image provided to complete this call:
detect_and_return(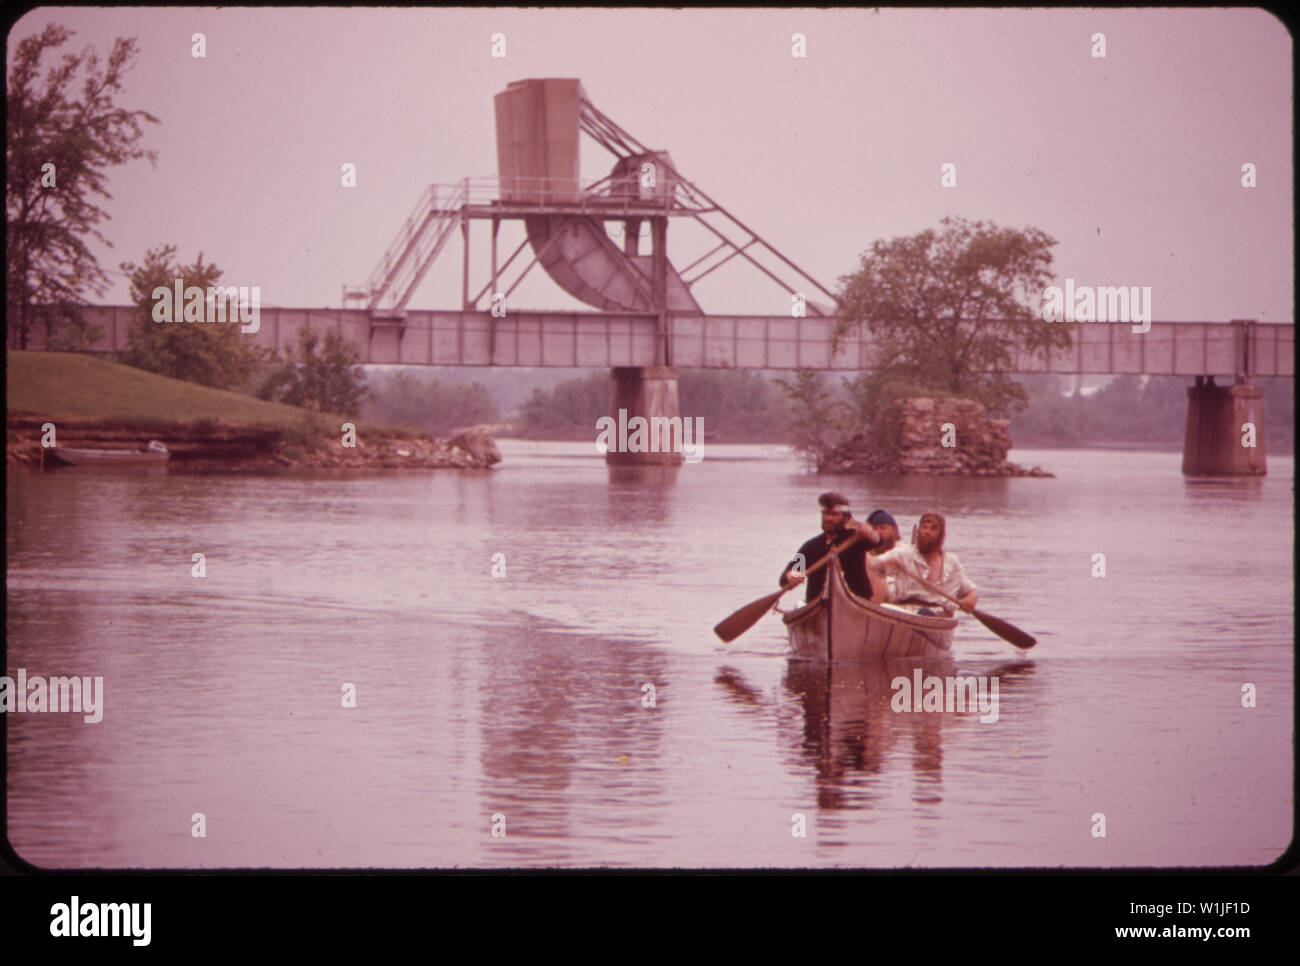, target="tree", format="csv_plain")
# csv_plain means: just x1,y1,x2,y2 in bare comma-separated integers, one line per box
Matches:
774,368,847,471
518,371,609,431
258,327,370,416
422,381,498,436
840,369,960,429
678,369,788,441
120,244,267,389
365,371,429,428
7,24,158,349
834,216,1073,417
363,371,499,436
513,369,793,442
1008,375,1098,445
